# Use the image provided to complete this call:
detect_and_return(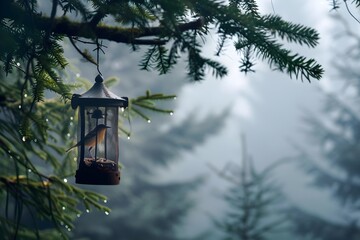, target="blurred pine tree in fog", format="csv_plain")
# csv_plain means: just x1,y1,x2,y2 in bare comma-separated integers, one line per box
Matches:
214,136,286,240
289,17,360,240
